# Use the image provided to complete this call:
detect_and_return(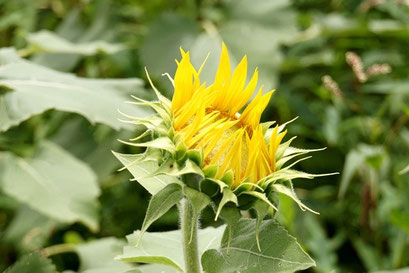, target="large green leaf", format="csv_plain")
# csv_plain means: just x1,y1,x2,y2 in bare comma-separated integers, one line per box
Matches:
4,253,57,273
26,30,124,55
75,237,131,273
112,152,179,195
202,219,315,273
0,141,100,230
0,48,151,132
116,225,225,272
338,144,386,198
3,205,56,251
